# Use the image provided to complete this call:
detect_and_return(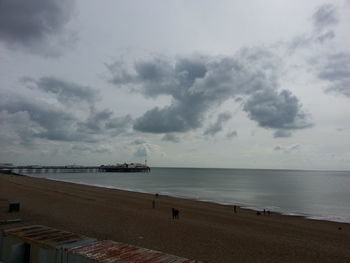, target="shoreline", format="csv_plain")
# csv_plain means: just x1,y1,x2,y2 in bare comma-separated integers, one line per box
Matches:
24,172,350,224
1,173,349,262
